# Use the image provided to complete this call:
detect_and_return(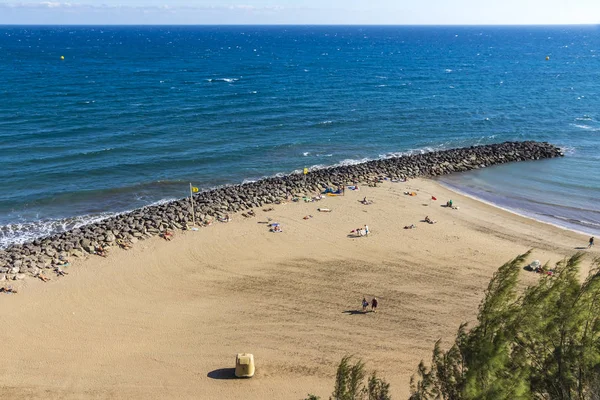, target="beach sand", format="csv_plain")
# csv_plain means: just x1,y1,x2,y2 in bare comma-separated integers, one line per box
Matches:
0,178,595,400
